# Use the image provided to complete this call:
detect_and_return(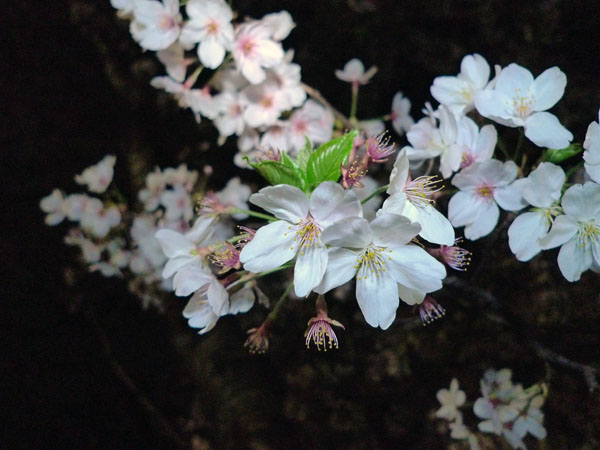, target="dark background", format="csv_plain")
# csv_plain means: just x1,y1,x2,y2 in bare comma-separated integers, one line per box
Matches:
3,0,600,449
